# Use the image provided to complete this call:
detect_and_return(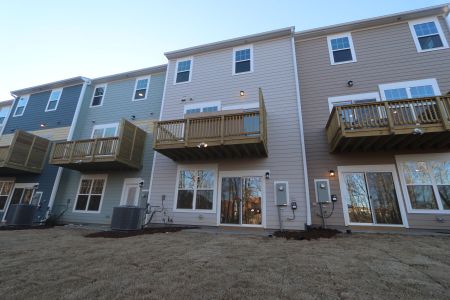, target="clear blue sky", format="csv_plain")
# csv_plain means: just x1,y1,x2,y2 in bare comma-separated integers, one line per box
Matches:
1,0,448,99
